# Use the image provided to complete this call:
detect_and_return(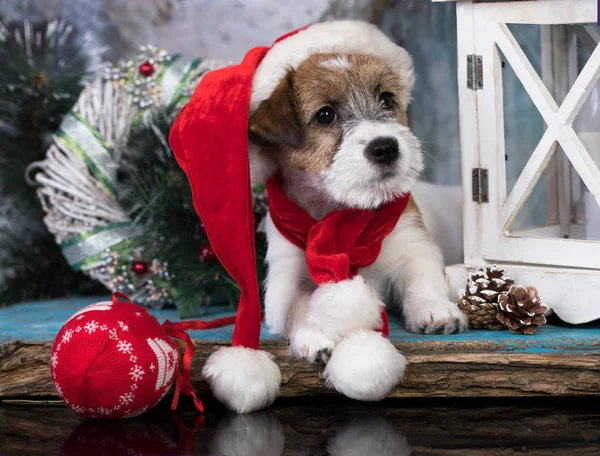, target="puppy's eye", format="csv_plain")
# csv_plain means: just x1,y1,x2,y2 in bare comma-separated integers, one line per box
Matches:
379,92,395,110
314,106,336,125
